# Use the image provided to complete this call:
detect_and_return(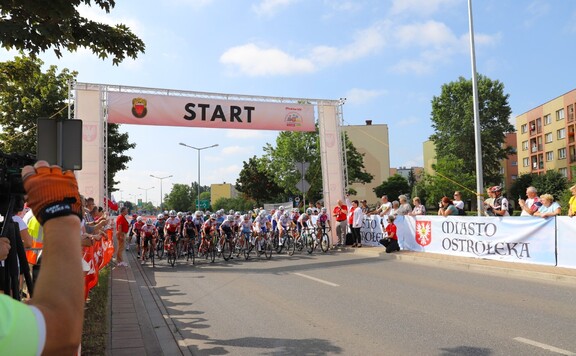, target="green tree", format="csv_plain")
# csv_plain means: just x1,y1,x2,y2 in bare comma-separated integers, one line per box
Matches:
0,55,136,192
421,155,477,206
164,183,192,212
235,156,285,204
0,0,145,65
430,75,514,185
532,170,568,202
509,173,534,201
373,174,411,202
263,128,372,202
212,197,256,213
